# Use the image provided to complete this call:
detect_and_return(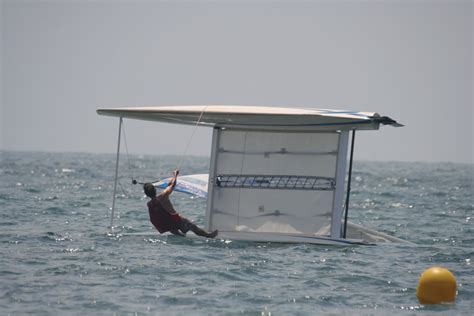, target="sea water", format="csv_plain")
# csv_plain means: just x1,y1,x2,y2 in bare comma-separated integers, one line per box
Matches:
0,151,472,315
